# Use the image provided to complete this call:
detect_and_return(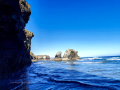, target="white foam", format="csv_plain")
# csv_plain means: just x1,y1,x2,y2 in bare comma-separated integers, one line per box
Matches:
107,58,120,60
80,62,101,64
85,57,102,60
73,62,101,64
